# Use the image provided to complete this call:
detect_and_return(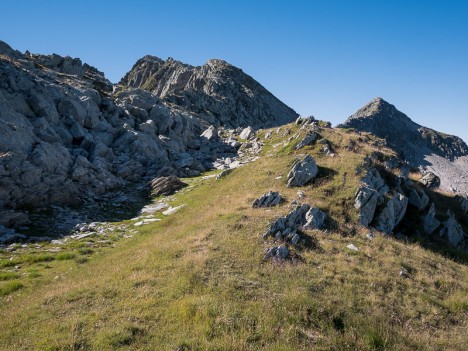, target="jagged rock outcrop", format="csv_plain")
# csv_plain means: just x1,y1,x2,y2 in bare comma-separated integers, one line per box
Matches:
287,155,319,187
338,97,468,196
354,168,389,226
119,56,298,129
252,191,282,208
